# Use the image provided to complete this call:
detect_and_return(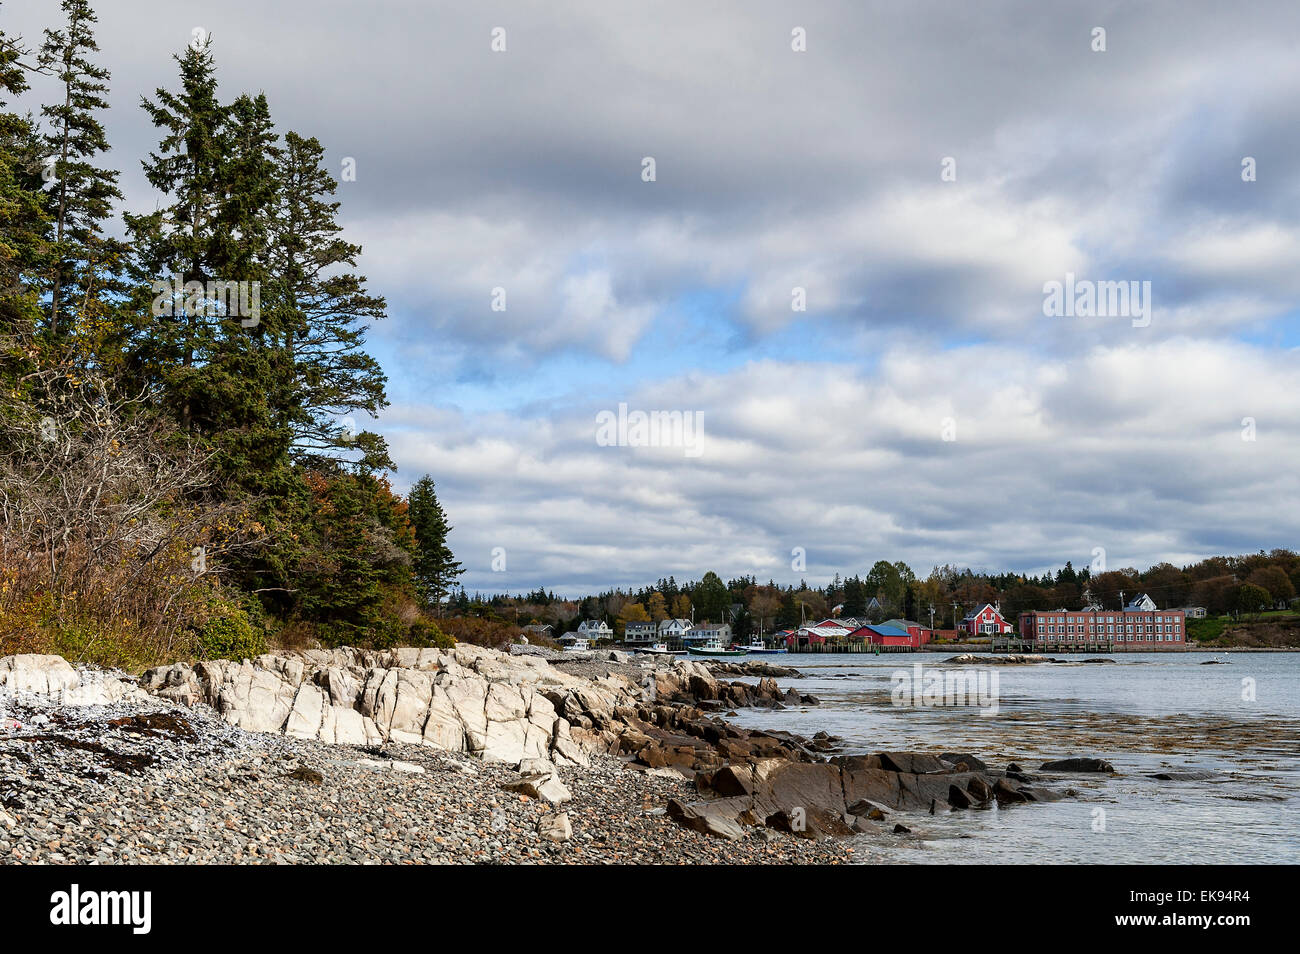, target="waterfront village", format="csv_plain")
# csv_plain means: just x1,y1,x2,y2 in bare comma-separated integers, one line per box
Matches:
536,593,1196,656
